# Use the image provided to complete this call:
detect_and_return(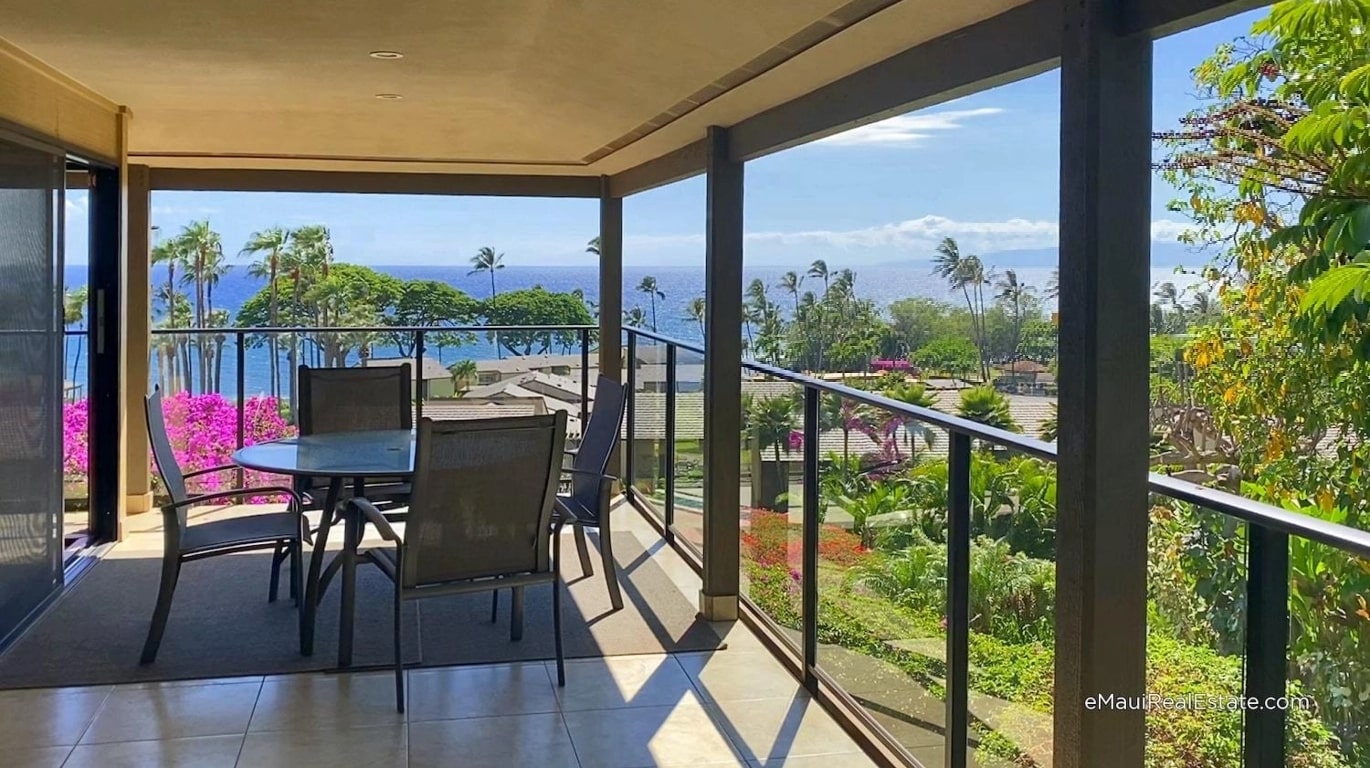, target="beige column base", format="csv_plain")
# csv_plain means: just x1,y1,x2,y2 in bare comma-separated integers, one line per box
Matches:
124,491,156,515
698,591,739,621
